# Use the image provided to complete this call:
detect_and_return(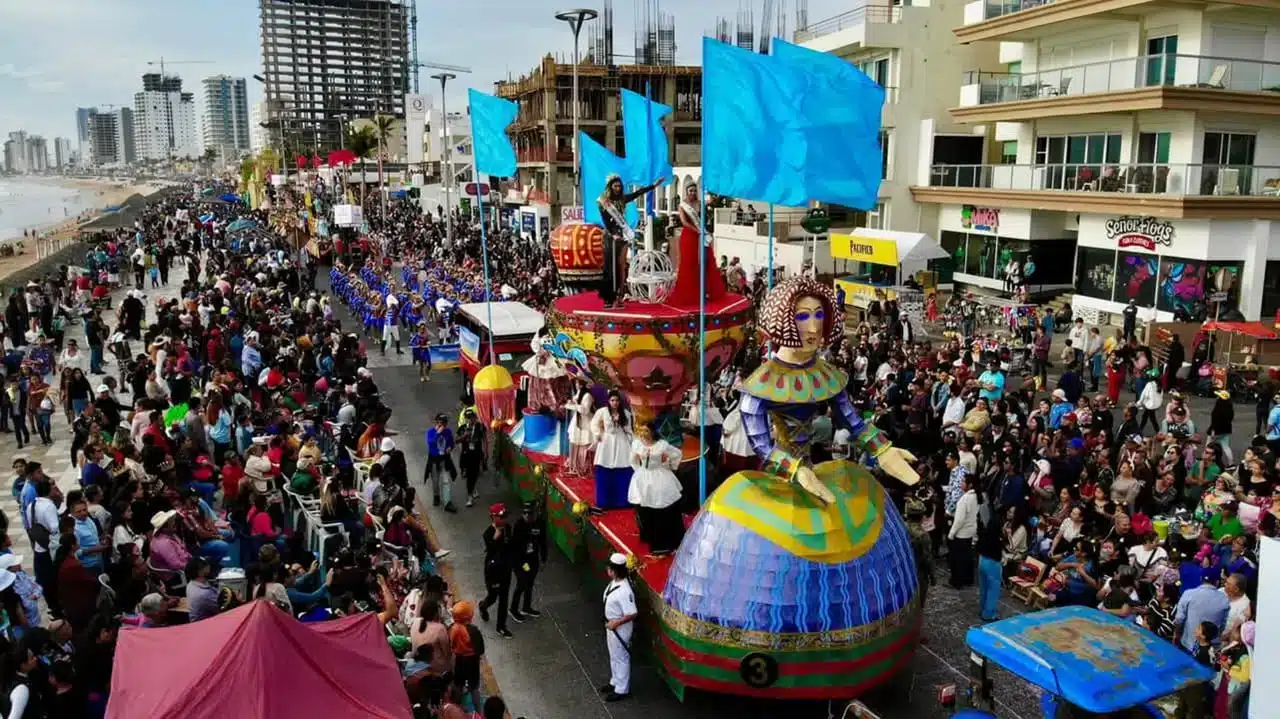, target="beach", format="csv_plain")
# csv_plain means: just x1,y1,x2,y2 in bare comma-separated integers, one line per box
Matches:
0,177,158,281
